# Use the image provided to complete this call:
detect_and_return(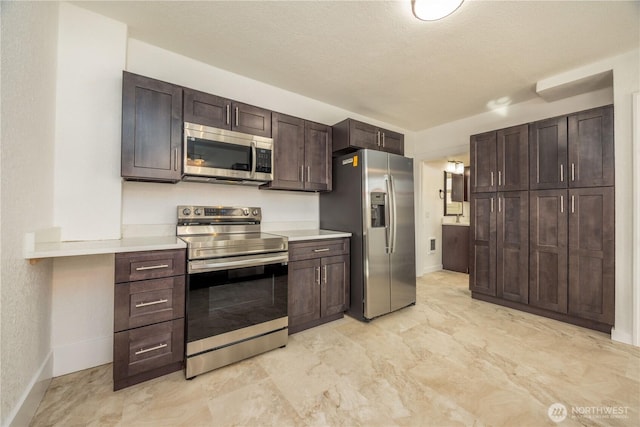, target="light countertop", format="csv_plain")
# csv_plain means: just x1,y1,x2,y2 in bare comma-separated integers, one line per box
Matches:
268,229,351,242
25,235,186,260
